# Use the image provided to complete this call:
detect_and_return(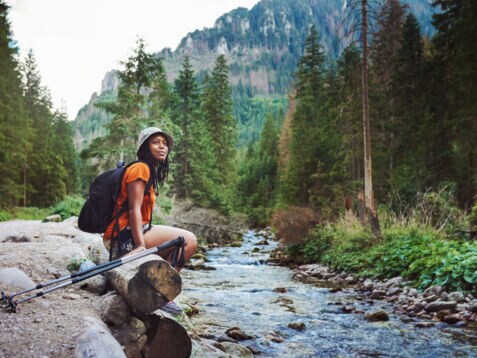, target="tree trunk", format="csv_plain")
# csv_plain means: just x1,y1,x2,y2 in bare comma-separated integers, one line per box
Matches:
104,255,182,314
361,0,381,238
